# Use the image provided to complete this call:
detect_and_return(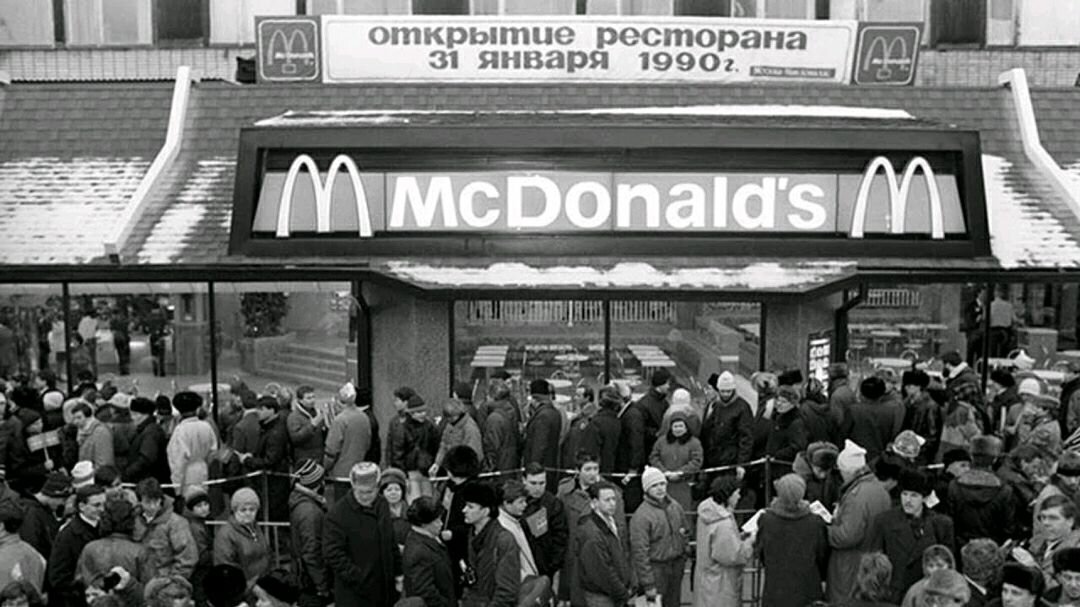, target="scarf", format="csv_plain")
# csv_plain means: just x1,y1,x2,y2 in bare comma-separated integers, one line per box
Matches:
498,509,538,580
